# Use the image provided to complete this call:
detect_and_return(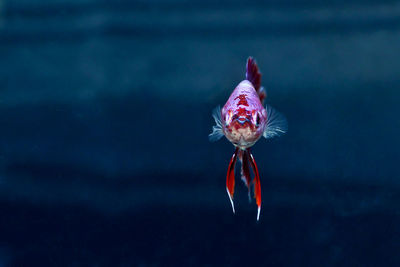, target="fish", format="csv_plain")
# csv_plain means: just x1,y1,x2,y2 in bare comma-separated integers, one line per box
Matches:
209,57,287,221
